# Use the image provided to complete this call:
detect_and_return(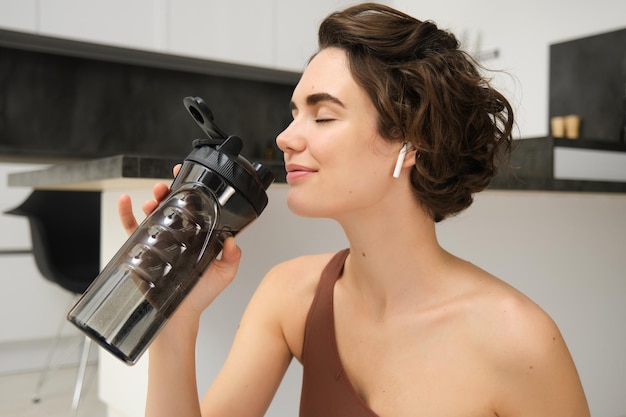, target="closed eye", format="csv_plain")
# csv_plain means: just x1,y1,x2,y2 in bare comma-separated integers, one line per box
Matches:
315,118,335,124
